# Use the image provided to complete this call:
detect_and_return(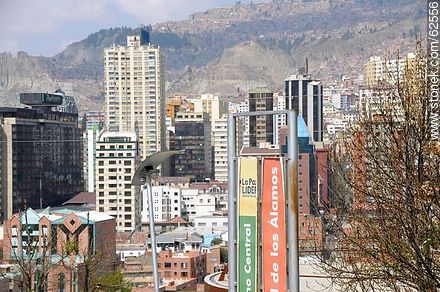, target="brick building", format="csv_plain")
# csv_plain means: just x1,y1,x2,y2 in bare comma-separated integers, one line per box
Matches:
2,208,117,291
158,250,207,283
